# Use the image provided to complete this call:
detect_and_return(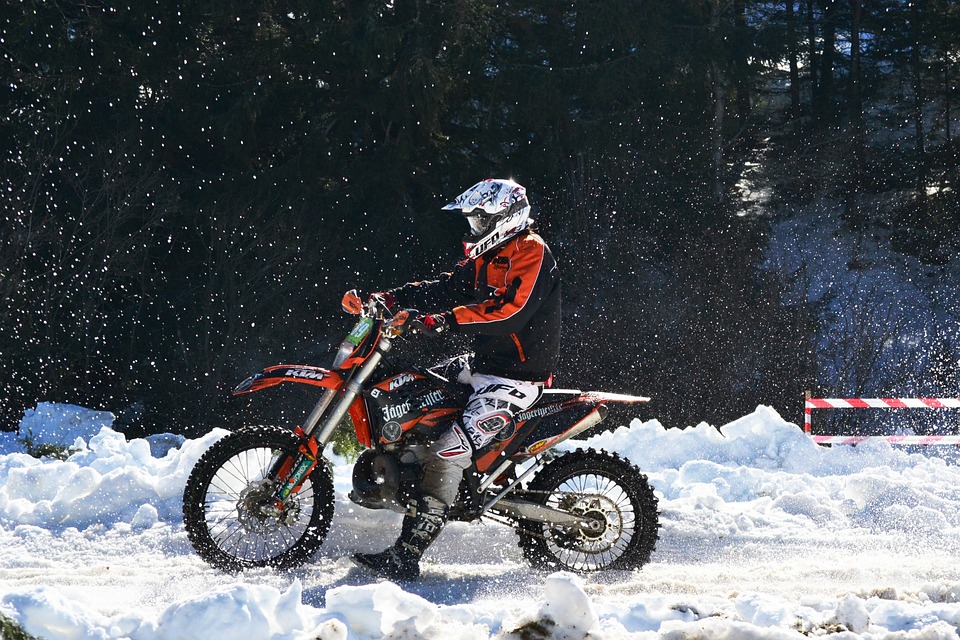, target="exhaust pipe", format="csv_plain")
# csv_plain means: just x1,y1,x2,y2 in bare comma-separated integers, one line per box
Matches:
555,404,608,445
